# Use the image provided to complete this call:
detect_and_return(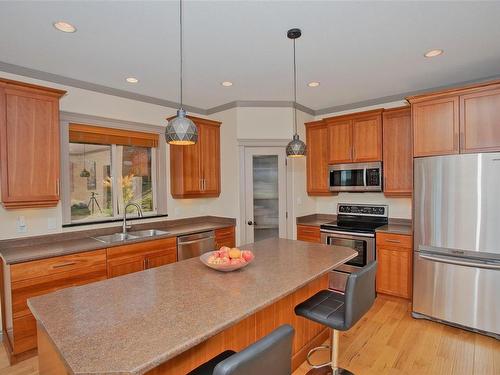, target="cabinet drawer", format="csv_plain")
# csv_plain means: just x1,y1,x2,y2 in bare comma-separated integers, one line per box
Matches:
376,233,412,249
10,250,106,283
11,264,107,318
107,237,177,260
297,225,321,243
